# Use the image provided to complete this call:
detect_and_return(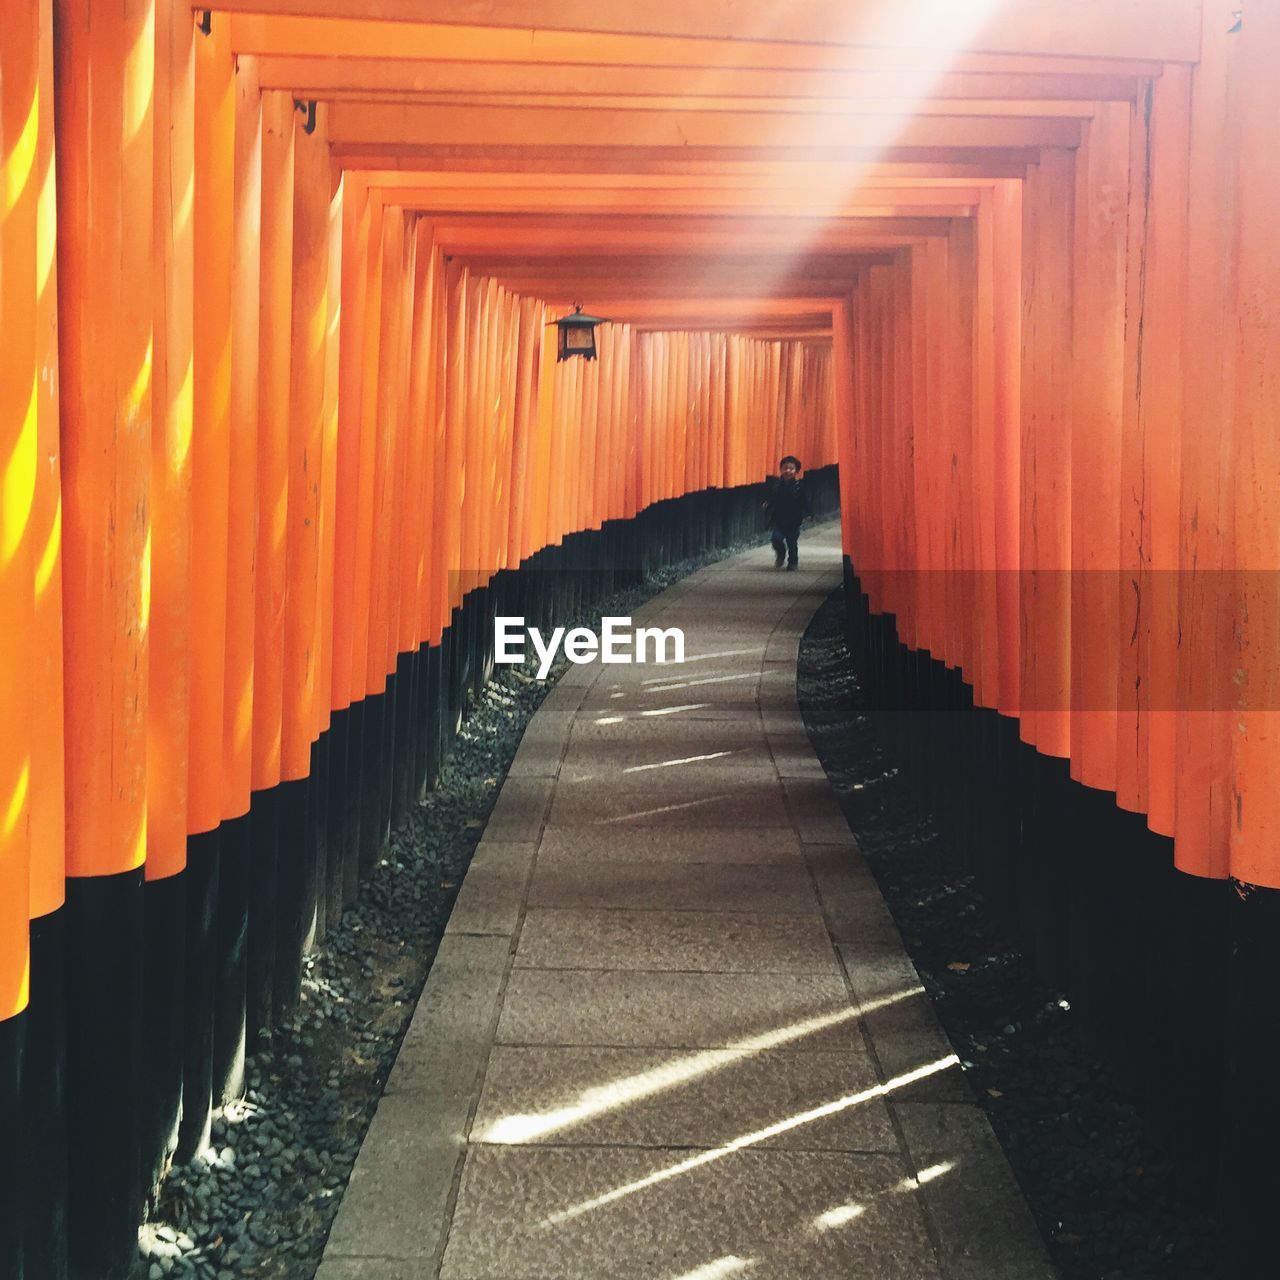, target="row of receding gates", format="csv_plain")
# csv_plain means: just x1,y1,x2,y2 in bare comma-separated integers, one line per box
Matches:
4,0,1280,1276
0,8,838,1276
